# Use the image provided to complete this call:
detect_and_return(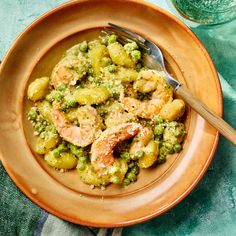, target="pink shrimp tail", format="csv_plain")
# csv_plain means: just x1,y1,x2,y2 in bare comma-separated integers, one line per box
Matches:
91,123,143,171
